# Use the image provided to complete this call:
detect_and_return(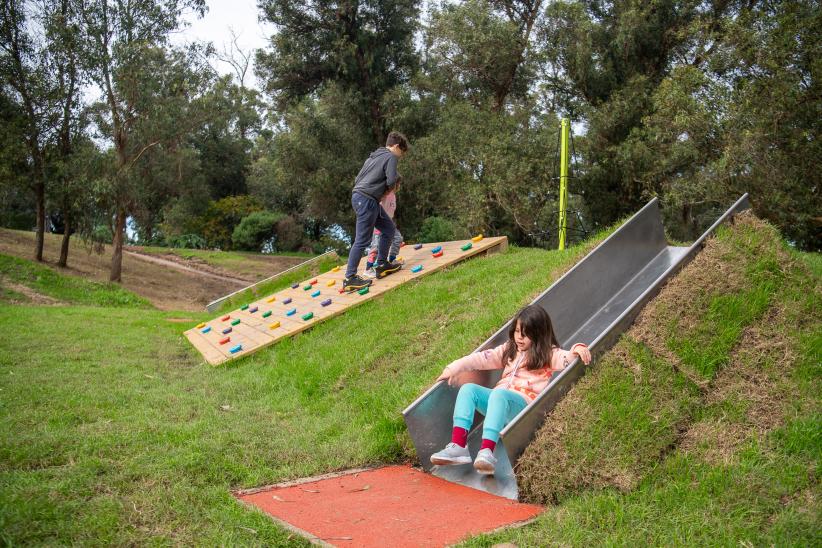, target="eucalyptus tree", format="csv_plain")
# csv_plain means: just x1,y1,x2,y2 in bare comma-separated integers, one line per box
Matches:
74,0,208,281
0,0,85,262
